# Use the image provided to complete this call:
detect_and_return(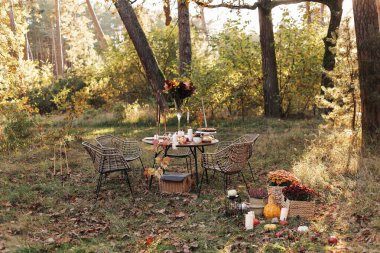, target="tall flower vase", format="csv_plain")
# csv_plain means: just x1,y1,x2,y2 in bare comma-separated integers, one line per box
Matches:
176,111,182,131
174,100,182,131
